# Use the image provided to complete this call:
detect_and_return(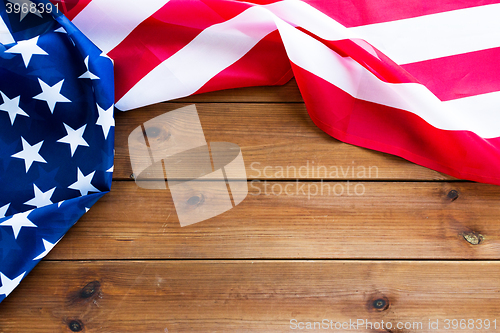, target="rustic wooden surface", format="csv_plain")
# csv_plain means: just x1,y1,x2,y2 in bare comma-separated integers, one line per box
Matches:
1,80,500,332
